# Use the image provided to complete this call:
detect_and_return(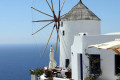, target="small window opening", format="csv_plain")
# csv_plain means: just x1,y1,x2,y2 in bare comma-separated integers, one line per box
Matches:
61,22,63,27
89,54,101,74
65,59,69,68
63,31,65,36
115,55,120,75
